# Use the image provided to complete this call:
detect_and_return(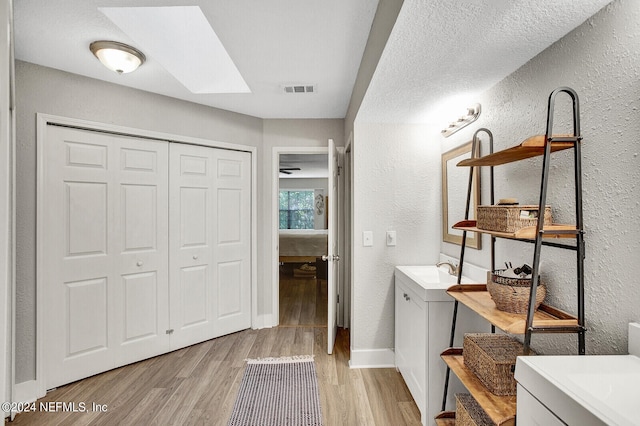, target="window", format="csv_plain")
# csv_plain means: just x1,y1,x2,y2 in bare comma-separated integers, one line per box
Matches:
279,190,314,229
